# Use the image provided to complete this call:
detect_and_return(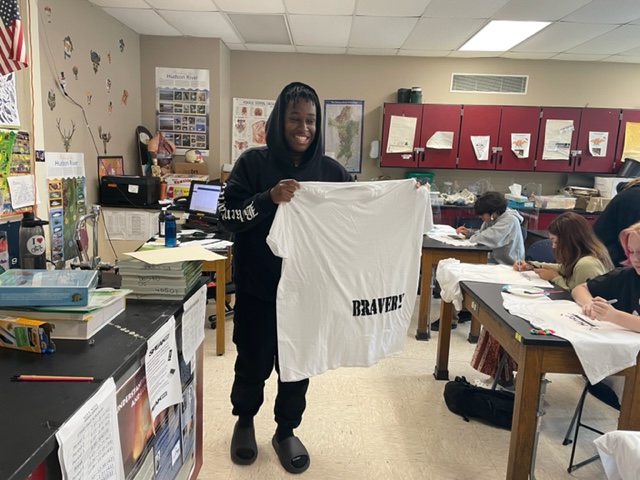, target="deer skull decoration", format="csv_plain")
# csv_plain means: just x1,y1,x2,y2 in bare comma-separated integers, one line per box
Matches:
56,118,76,152
98,126,112,155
